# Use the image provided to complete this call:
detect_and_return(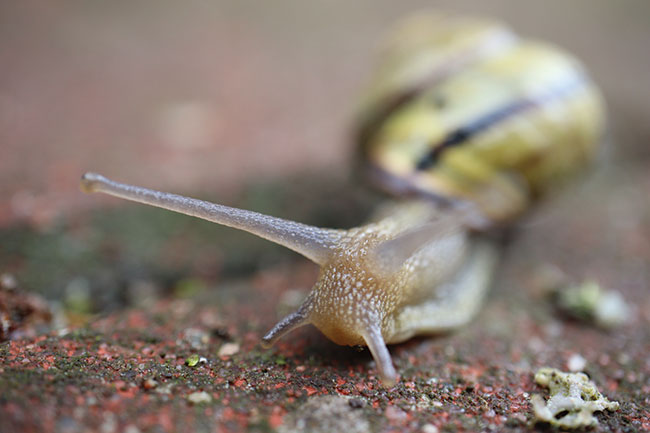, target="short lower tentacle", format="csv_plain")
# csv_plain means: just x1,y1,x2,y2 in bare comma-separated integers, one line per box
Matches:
362,325,397,387
261,302,312,348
